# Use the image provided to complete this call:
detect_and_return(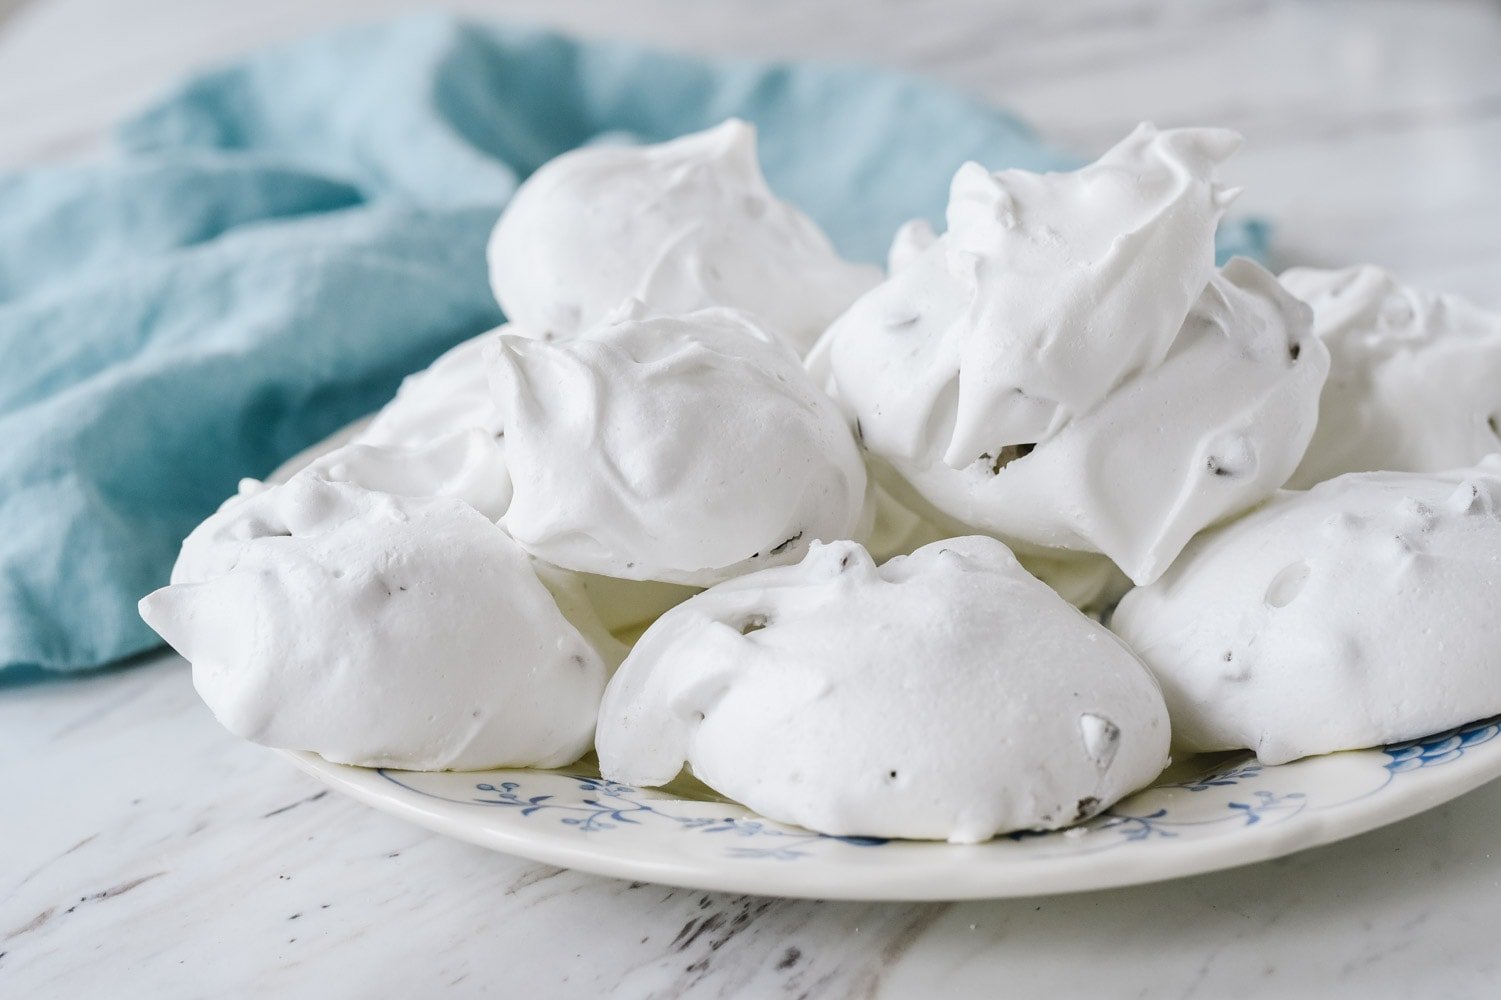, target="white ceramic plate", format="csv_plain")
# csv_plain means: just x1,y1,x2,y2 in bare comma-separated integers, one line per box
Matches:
285,714,1501,900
